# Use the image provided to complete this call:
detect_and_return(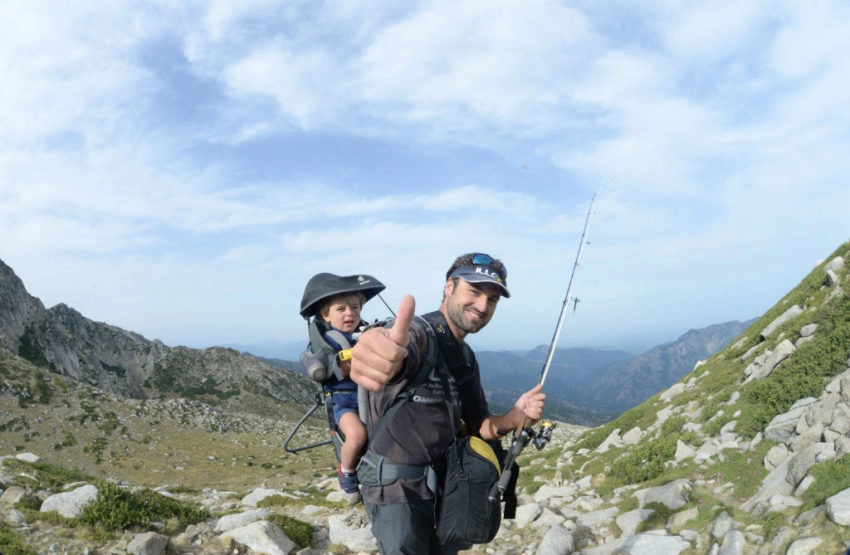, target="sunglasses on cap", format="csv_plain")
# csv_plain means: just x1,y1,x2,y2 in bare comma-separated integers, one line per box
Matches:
448,252,507,280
